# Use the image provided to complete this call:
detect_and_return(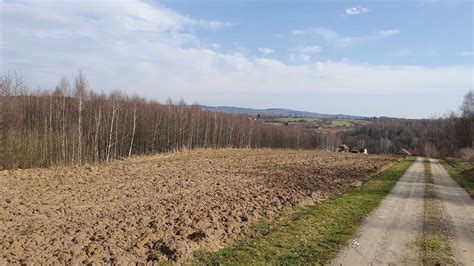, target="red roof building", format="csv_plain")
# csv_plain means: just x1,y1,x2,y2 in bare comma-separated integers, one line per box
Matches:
398,148,414,156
